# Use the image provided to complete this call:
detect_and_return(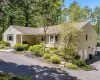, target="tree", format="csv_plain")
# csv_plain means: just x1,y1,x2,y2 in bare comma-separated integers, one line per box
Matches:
63,1,88,22
83,6,92,21
93,7,100,34
59,22,82,62
38,0,64,52
0,0,64,28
